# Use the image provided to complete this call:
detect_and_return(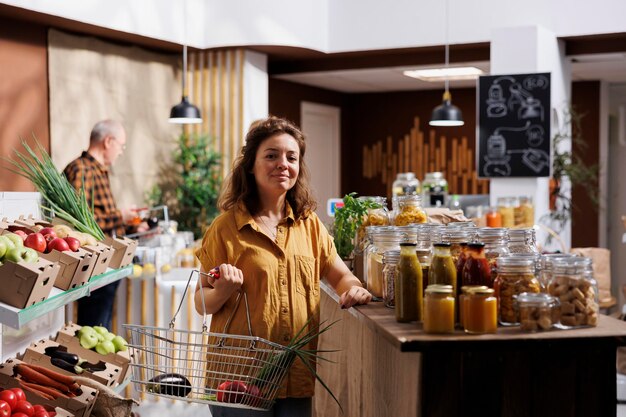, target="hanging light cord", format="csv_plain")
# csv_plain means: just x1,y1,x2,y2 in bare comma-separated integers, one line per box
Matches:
182,1,188,97
444,0,450,96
